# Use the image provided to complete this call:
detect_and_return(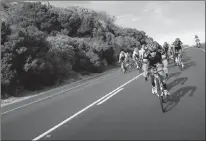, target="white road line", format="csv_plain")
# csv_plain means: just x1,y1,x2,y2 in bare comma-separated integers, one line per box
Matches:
32,73,143,141
97,88,124,105
1,69,119,108
1,91,64,115
31,46,204,140
1,71,119,115
2,46,204,111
